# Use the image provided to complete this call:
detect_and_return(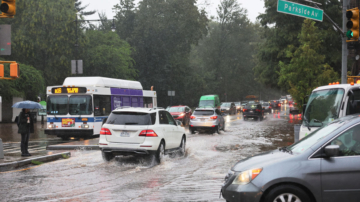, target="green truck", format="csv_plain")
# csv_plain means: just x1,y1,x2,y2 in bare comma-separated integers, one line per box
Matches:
199,95,221,108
